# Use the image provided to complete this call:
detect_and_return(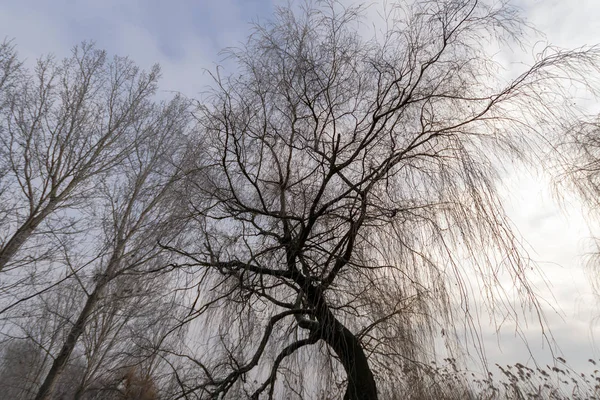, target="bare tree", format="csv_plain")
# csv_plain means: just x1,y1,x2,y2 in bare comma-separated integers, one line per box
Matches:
3,1,600,399
32,93,192,400
0,41,193,400
0,42,161,273
168,1,600,399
